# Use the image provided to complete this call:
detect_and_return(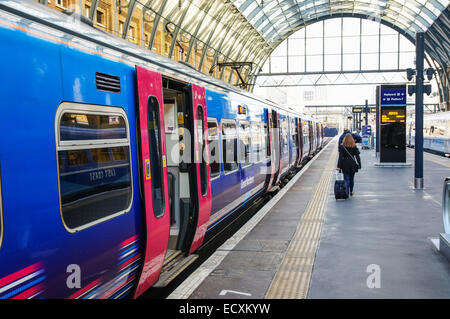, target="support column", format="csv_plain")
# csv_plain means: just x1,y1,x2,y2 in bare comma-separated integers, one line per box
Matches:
376,86,380,157
414,33,424,189
365,99,368,126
